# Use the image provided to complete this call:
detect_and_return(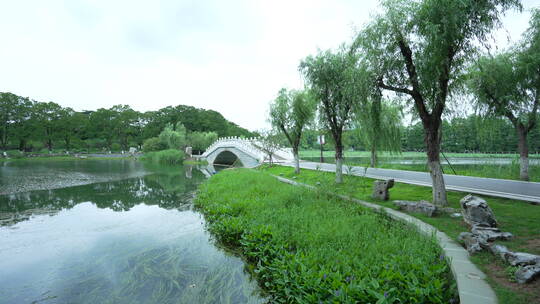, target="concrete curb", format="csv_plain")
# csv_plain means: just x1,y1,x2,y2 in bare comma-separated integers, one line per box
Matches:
274,175,497,304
